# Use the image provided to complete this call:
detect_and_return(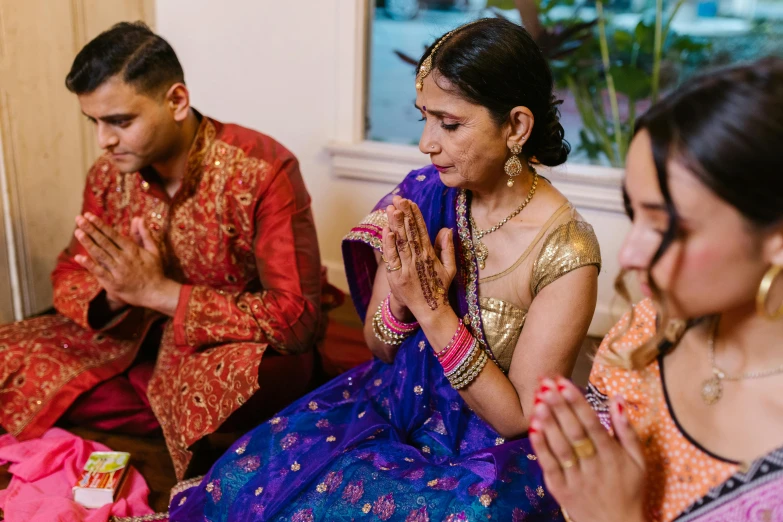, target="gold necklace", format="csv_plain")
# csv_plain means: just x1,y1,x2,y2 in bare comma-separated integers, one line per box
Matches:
469,172,538,270
701,316,783,405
